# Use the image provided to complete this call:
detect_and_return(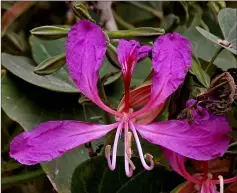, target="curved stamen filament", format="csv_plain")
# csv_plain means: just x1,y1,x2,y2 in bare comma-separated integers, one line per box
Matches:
129,120,154,170
124,122,134,177
212,176,237,184
105,121,123,170
218,175,224,193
